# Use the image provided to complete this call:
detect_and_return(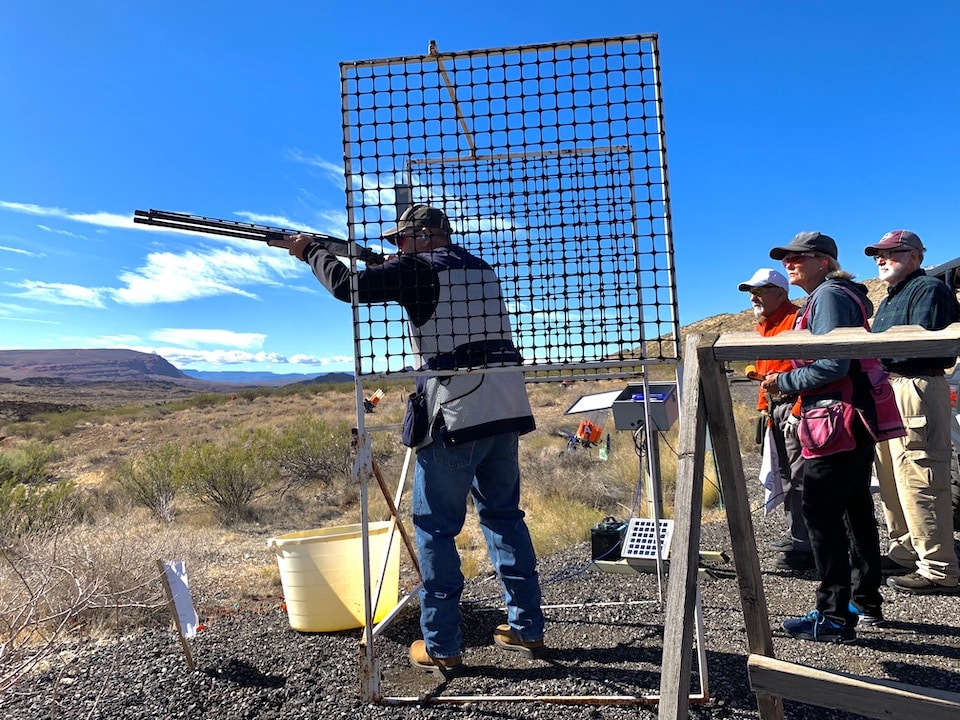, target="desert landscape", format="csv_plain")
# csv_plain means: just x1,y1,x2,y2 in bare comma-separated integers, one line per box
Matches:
3,290,960,720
